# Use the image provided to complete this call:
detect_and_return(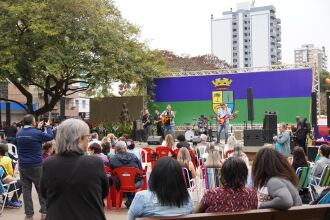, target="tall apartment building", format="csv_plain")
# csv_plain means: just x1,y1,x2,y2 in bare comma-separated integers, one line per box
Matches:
211,2,282,68
294,44,328,72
